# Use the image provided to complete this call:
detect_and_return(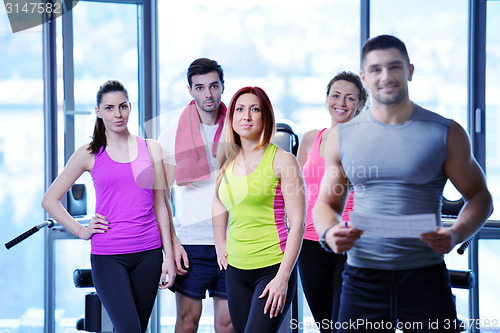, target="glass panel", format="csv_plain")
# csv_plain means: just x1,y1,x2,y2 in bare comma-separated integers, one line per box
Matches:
478,239,500,325
371,0,468,129
0,10,45,333
53,2,140,330
486,1,500,220
70,1,139,218
158,0,361,138
72,1,139,140
158,1,360,331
